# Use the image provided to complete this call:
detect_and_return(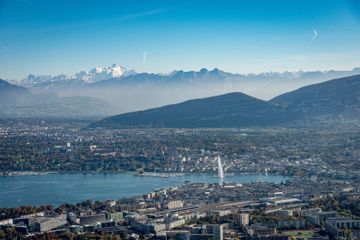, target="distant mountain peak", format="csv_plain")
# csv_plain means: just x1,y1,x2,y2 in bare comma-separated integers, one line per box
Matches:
76,64,127,83
199,68,208,73
21,64,128,86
